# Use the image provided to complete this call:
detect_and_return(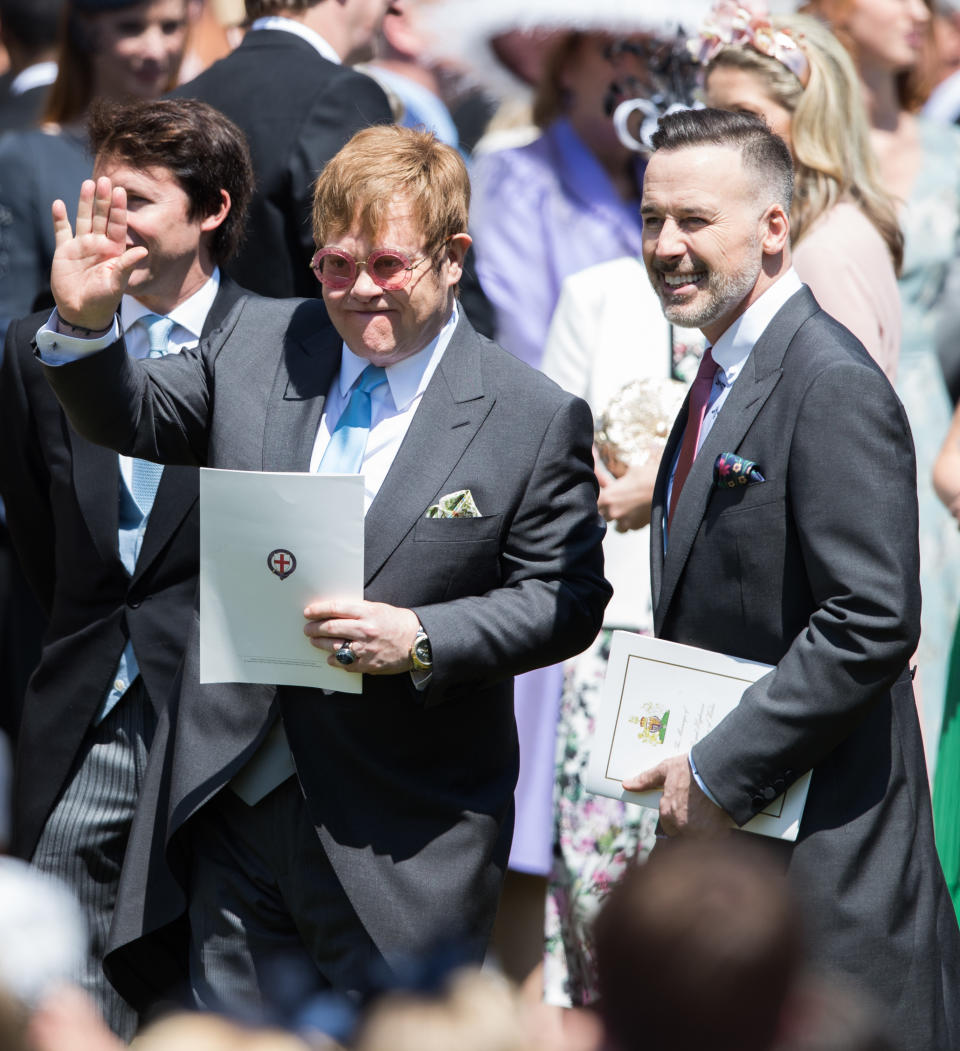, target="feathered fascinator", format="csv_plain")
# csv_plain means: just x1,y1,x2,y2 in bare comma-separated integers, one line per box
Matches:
418,0,714,96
